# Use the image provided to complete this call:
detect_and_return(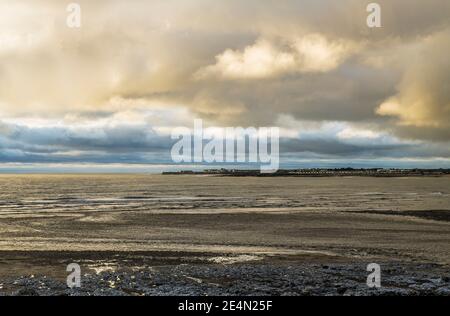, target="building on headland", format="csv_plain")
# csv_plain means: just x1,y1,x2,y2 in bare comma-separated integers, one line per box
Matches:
162,168,450,177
